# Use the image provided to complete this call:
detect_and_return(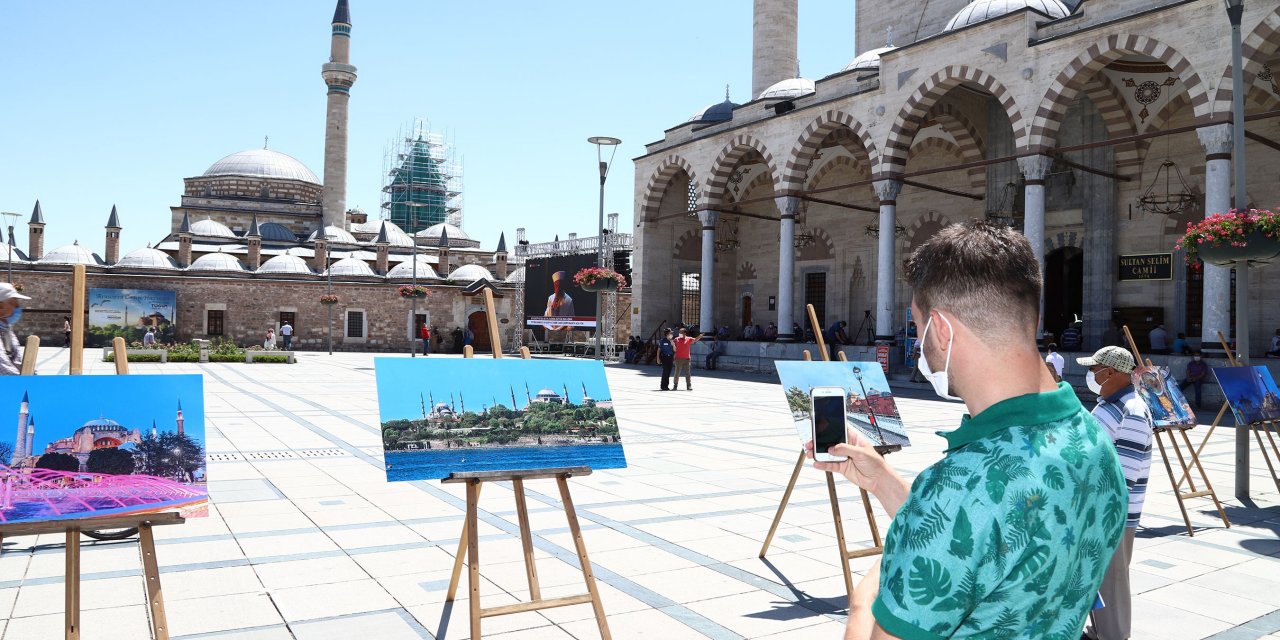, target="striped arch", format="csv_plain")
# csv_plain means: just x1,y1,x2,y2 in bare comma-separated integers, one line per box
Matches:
672,228,701,261
1080,78,1143,173
1044,231,1082,254
796,227,836,262
640,154,697,222
806,155,869,191
924,103,987,187
908,137,984,190
1030,35,1211,150
732,171,775,204
1212,8,1280,115
906,210,953,255
782,110,879,194
885,65,1026,171
705,134,780,207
